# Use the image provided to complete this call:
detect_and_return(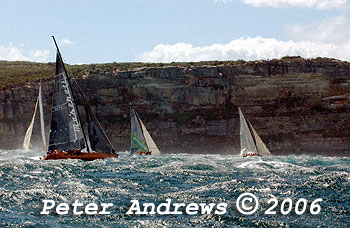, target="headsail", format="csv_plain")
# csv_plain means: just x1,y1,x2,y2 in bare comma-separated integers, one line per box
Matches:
139,118,161,155
23,97,39,150
48,38,87,152
130,107,148,154
39,80,47,149
250,125,272,156
85,103,116,154
239,108,272,156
